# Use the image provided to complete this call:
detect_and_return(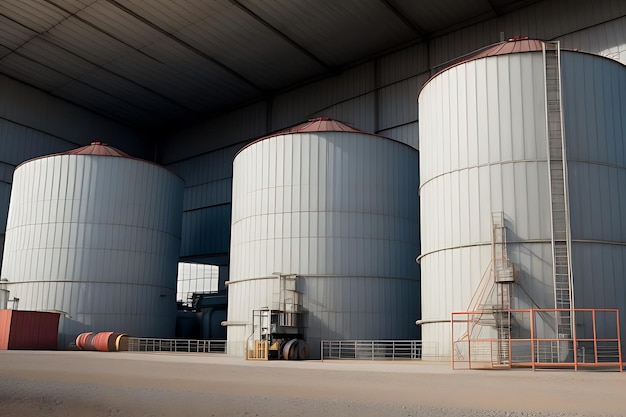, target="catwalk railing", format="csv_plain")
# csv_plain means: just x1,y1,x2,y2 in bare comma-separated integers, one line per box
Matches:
127,338,227,353
321,340,423,360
